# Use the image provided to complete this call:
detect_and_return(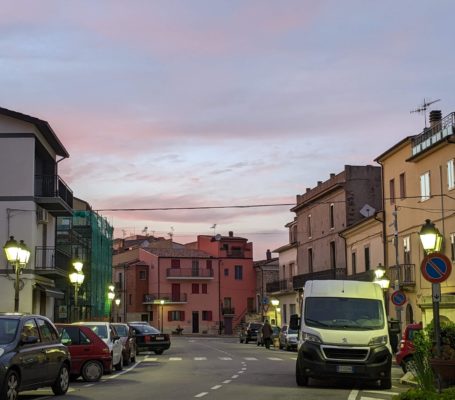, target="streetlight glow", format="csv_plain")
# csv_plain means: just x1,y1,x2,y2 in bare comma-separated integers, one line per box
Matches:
69,260,84,321
419,219,443,253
